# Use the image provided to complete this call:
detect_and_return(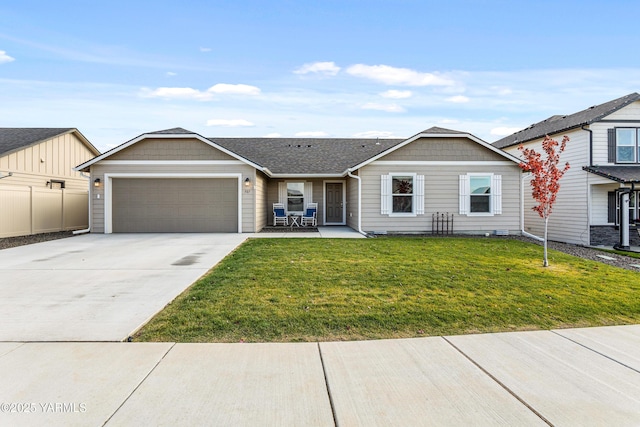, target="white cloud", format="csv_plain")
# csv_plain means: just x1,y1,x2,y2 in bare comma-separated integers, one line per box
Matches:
446,95,470,103
200,47,212,52
207,83,261,95
346,64,454,86
294,61,341,76
490,126,522,136
438,118,460,124
264,132,282,137
166,71,177,77
143,87,207,100
0,50,15,63
352,130,401,138
295,131,328,137
380,90,412,99
206,119,255,127
141,83,261,100
361,102,405,113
